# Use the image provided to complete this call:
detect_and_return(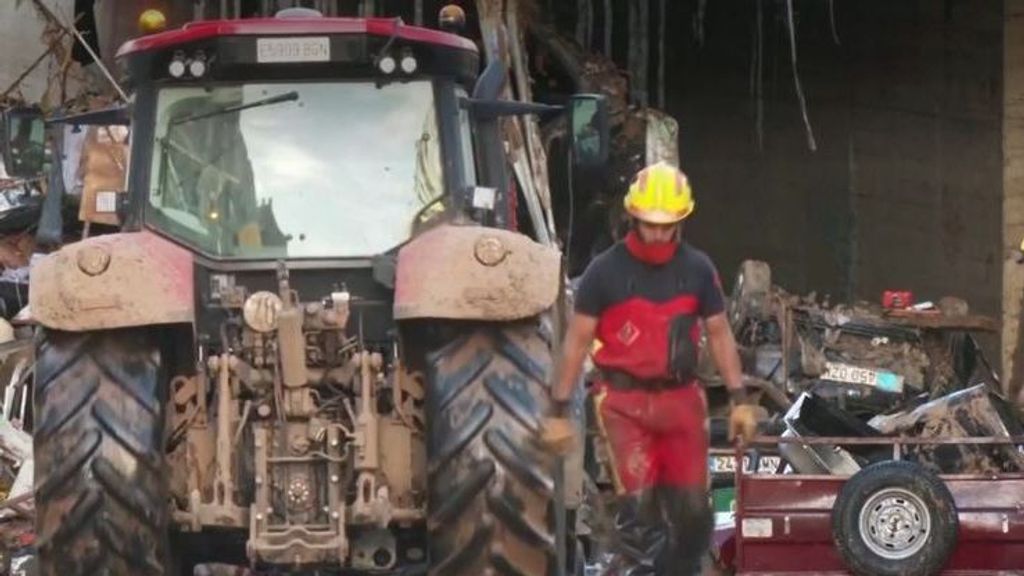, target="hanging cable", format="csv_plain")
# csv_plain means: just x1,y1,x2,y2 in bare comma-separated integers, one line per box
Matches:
828,0,842,45
750,0,765,150
785,0,817,151
658,0,667,108
695,0,707,48
604,0,613,57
